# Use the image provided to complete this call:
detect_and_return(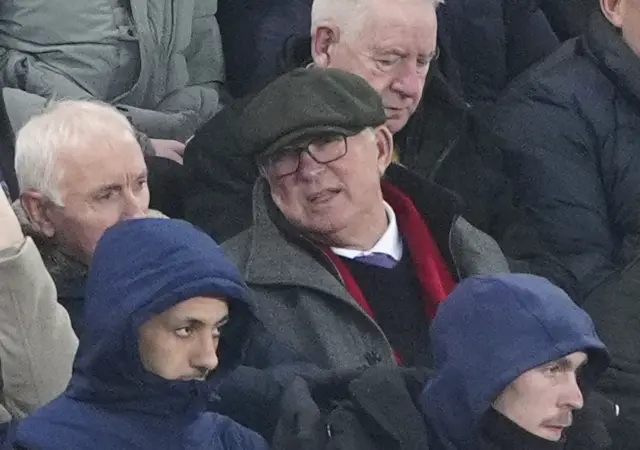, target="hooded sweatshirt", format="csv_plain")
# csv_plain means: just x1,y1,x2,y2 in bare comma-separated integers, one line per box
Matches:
13,218,269,450
420,273,609,450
